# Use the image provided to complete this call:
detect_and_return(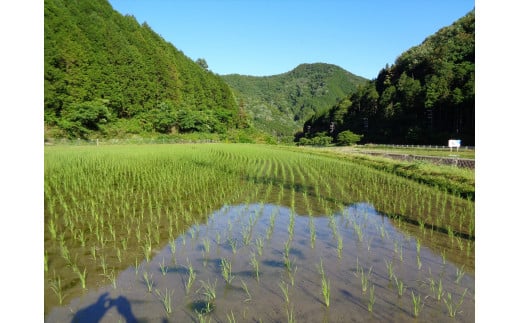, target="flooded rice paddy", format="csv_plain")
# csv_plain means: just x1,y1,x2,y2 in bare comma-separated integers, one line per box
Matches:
44,144,474,322
46,202,474,322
